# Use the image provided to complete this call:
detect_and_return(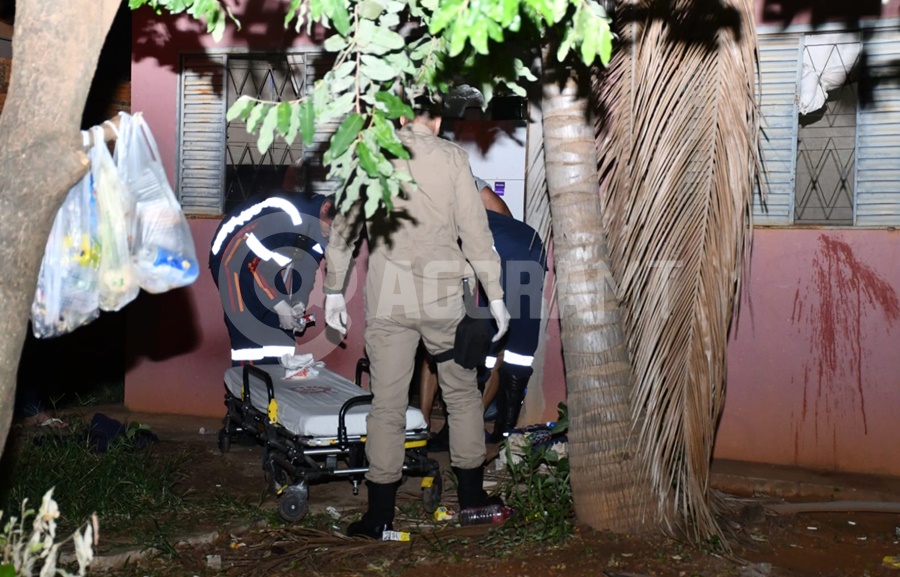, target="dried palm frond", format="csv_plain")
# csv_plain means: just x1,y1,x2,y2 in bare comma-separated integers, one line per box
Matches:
594,0,760,544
